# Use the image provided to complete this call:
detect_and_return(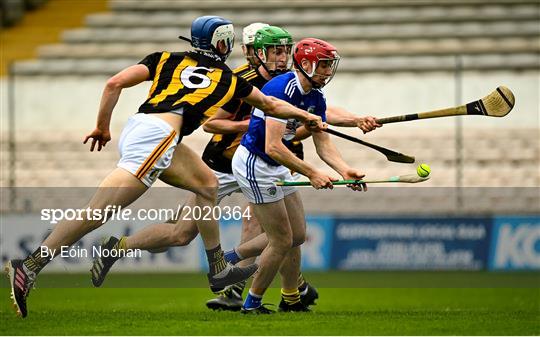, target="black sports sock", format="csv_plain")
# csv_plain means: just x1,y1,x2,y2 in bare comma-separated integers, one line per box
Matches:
206,245,227,275
23,247,50,274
